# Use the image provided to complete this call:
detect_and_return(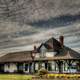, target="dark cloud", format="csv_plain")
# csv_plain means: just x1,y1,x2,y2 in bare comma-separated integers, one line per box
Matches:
28,14,80,28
